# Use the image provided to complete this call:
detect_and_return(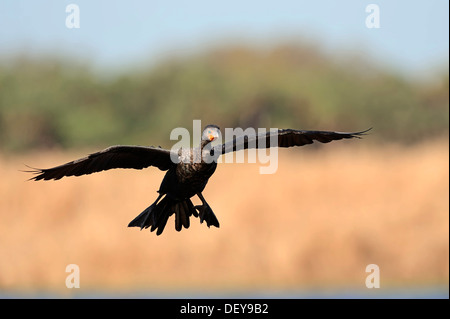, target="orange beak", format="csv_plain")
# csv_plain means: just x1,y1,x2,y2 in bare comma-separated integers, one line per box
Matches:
208,134,215,141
